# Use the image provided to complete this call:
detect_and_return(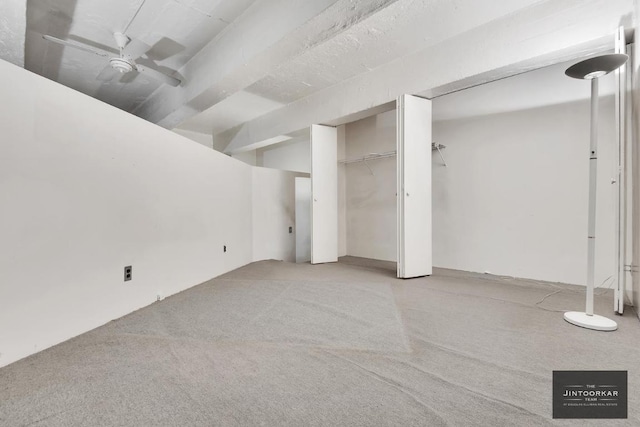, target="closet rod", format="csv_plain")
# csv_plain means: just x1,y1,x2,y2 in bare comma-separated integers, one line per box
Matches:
338,142,446,164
